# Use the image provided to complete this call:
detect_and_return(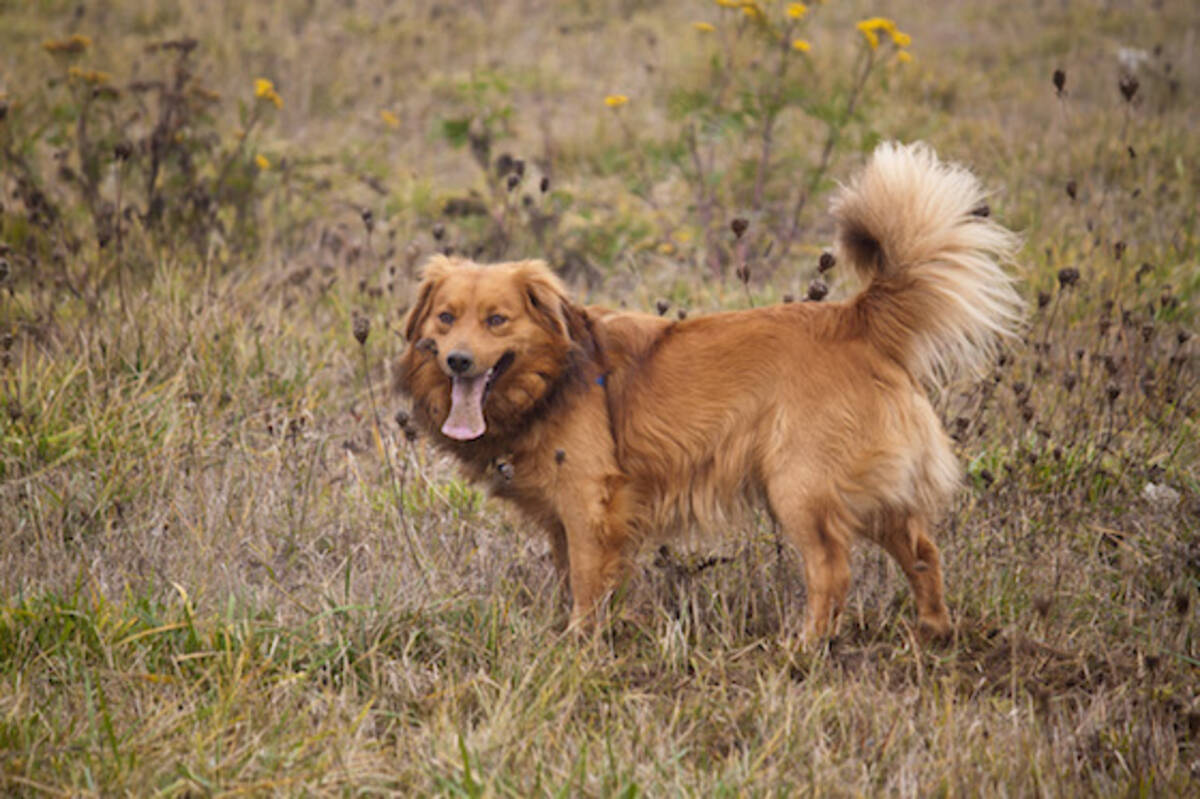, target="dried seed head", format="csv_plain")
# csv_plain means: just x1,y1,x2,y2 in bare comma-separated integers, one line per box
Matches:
730,218,749,239
1141,322,1155,343
676,308,688,320
432,222,446,241
818,251,836,272
806,278,828,302
1056,267,1080,288
782,293,794,304
506,174,520,191
1037,291,1051,309
1178,330,1191,345
394,408,410,429
1106,383,1121,403
655,298,670,316
736,265,751,285
1175,591,1191,616
970,203,990,218
0,259,9,282
495,153,514,176
352,313,370,345
1052,68,1066,95
540,176,550,193
1063,373,1077,392
361,208,374,234
113,141,133,161
1119,72,1139,102
555,448,566,465
0,333,12,351
979,468,994,488
1065,180,1077,200
1113,240,1126,260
